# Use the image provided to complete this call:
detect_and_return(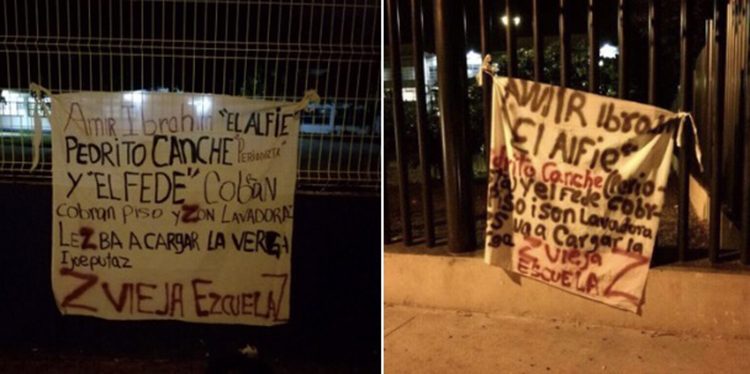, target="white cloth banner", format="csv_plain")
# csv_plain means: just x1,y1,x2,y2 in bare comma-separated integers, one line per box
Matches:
50,91,310,325
484,77,686,312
